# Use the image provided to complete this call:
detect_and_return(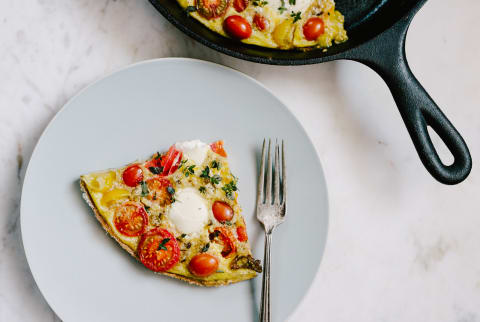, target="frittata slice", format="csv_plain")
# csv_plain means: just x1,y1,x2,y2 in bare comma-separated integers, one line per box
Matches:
80,140,261,286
